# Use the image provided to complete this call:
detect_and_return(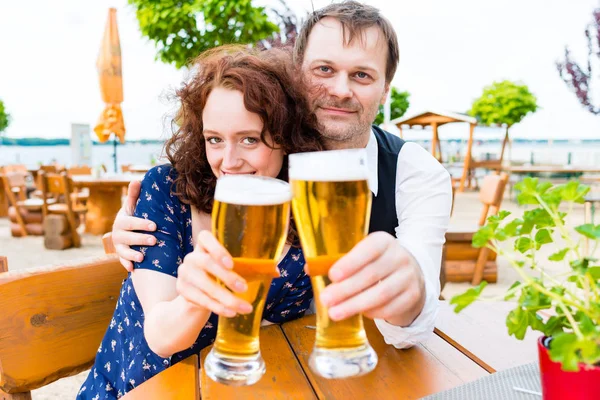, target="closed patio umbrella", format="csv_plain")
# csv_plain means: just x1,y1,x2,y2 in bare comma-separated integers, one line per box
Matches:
94,8,125,173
